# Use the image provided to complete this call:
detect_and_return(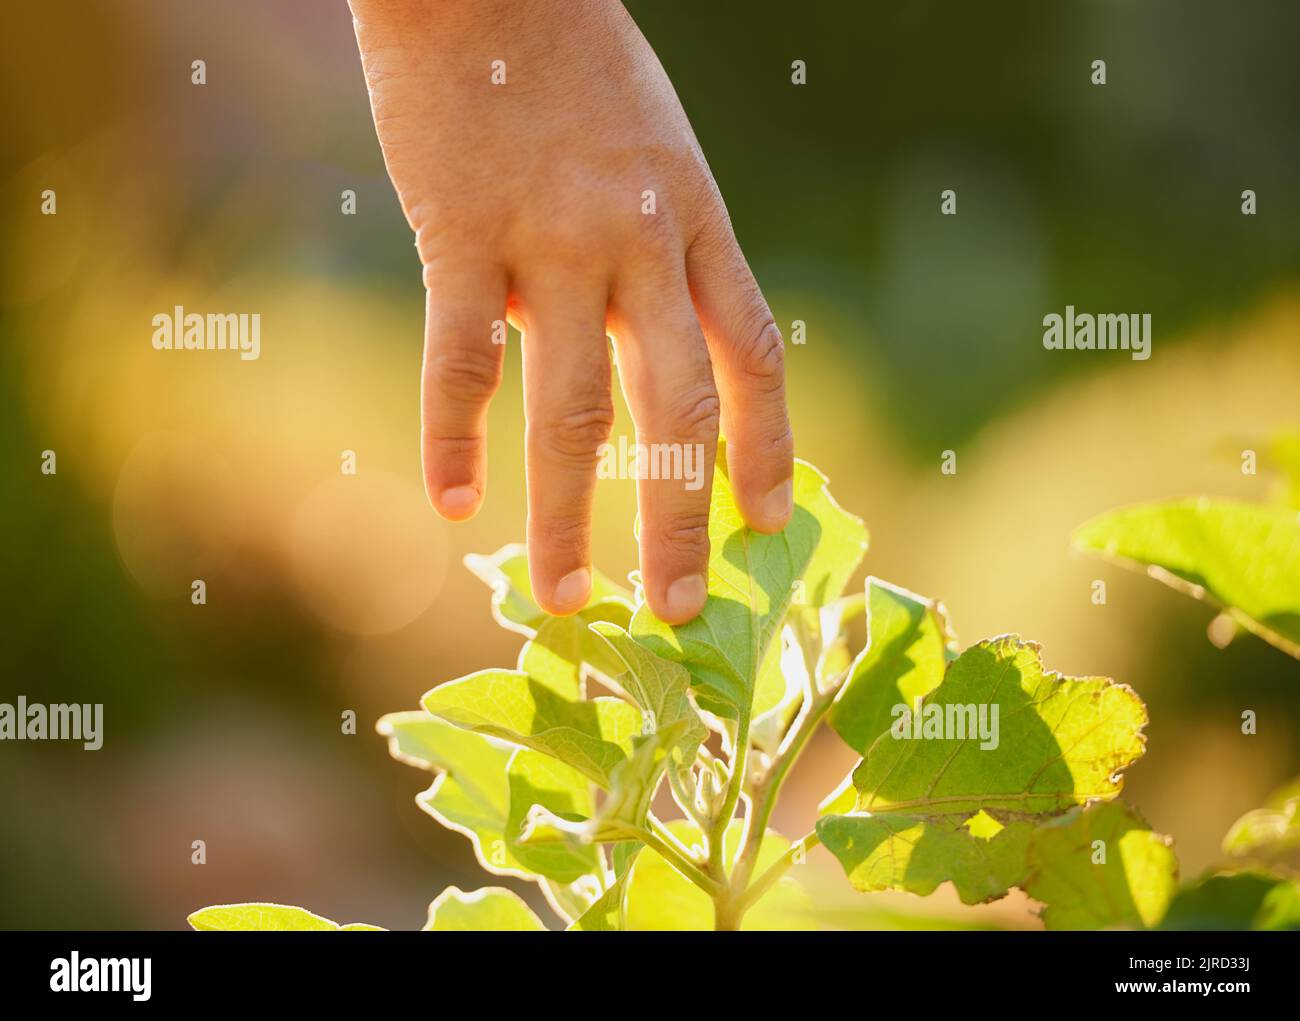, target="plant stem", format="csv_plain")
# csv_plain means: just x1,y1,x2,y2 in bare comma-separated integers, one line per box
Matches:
637,824,721,897
707,713,750,878
735,830,822,916
731,681,837,894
